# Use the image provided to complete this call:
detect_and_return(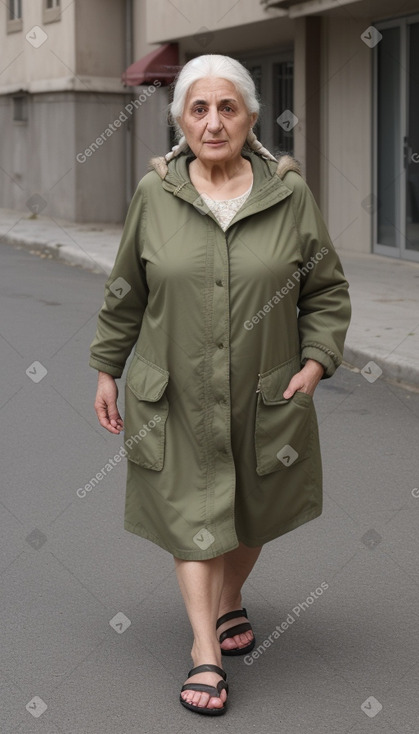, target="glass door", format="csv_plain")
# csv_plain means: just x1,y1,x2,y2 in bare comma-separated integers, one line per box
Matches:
374,16,419,261
406,22,419,255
